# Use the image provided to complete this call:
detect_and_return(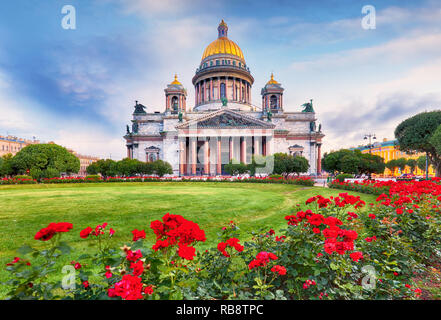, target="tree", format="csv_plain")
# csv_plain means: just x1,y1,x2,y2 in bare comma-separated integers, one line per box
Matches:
86,162,100,175
358,153,385,175
429,123,441,158
152,160,173,177
417,155,431,174
321,149,384,176
396,158,408,173
272,153,309,176
11,144,79,179
406,158,417,174
115,158,141,176
93,159,117,177
225,159,248,176
386,159,398,176
395,111,441,177
0,153,14,177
